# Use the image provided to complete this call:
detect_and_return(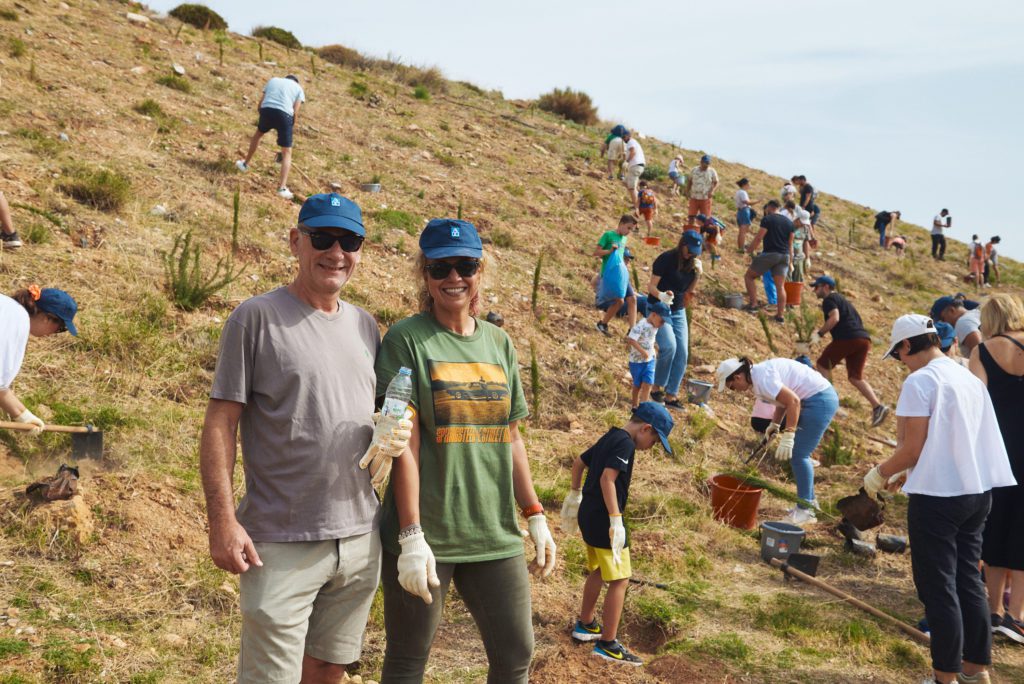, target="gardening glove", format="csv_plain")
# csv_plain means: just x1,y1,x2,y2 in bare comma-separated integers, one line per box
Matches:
658,291,674,306
358,408,413,489
764,422,781,440
397,531,440,604
774,431,796,462
527,513,557,578
14,409,44,435
811,331,822,345
560,489,582,533
609,514,626,567
864,466,907,499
